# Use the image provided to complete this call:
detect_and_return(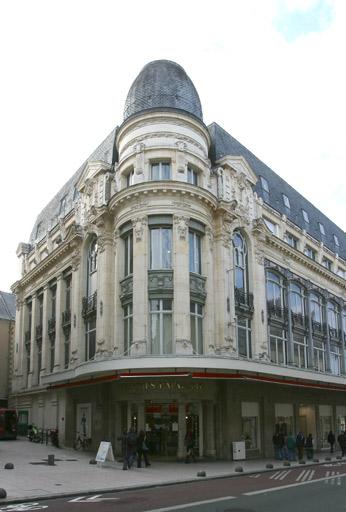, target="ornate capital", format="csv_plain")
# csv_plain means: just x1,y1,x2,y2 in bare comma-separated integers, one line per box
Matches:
132,216,147,242
174,215,189,240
